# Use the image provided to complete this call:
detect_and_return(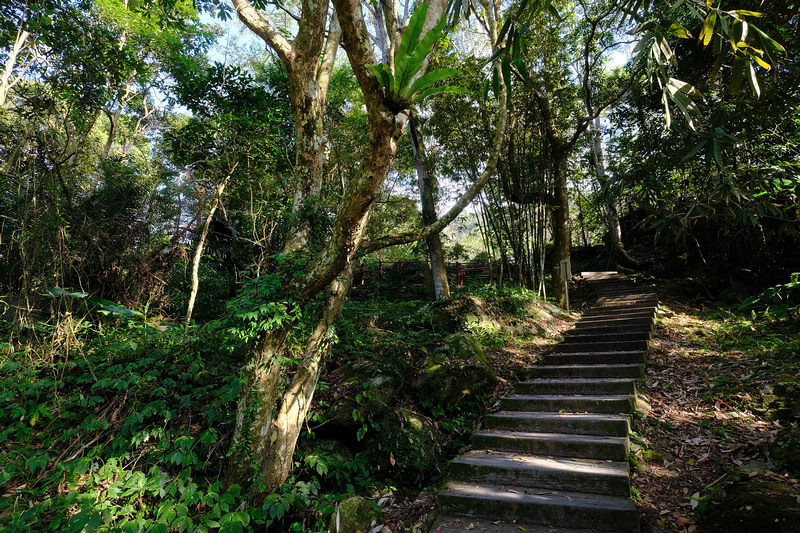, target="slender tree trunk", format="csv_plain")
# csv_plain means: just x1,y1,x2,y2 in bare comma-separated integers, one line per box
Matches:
185,171,234,328
550,152,571,307
586,102,639,269
0,28,30,109
409,112,449,300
